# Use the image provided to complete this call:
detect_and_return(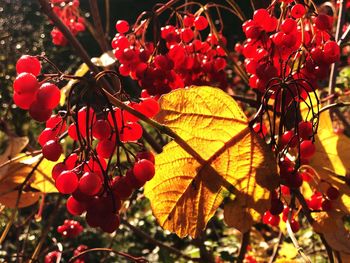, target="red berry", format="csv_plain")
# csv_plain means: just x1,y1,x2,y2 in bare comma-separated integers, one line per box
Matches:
280,130,298,148
120,122,143,142
263,210,280,226
56,171,79,194
253,9,270,24
136,151,155,164
16,55,41,76
300,140,316,159
194,16,208,31
92,119,111,140
66,196,87,215
13,72,39,94
68,123,78,141
112,176,133,200
133,159,155,183
139,98,160,117
13,92,36,110
291,4,306,19
270,199,284,215
281,18,297,34
315,14,332,31
78,172,103,196
96,139,115,158
42,140,62,161
290,219,300,233
65,153,78,170
29,100,52,122
115,20,129,34
36,83,61,110
307,192,323,210
52,162,67,180
298,121,313,140
326,186,340,200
